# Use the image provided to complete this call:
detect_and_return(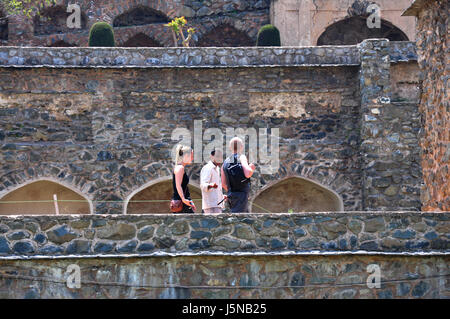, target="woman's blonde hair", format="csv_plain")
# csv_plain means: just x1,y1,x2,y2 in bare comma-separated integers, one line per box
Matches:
174,144,192,164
